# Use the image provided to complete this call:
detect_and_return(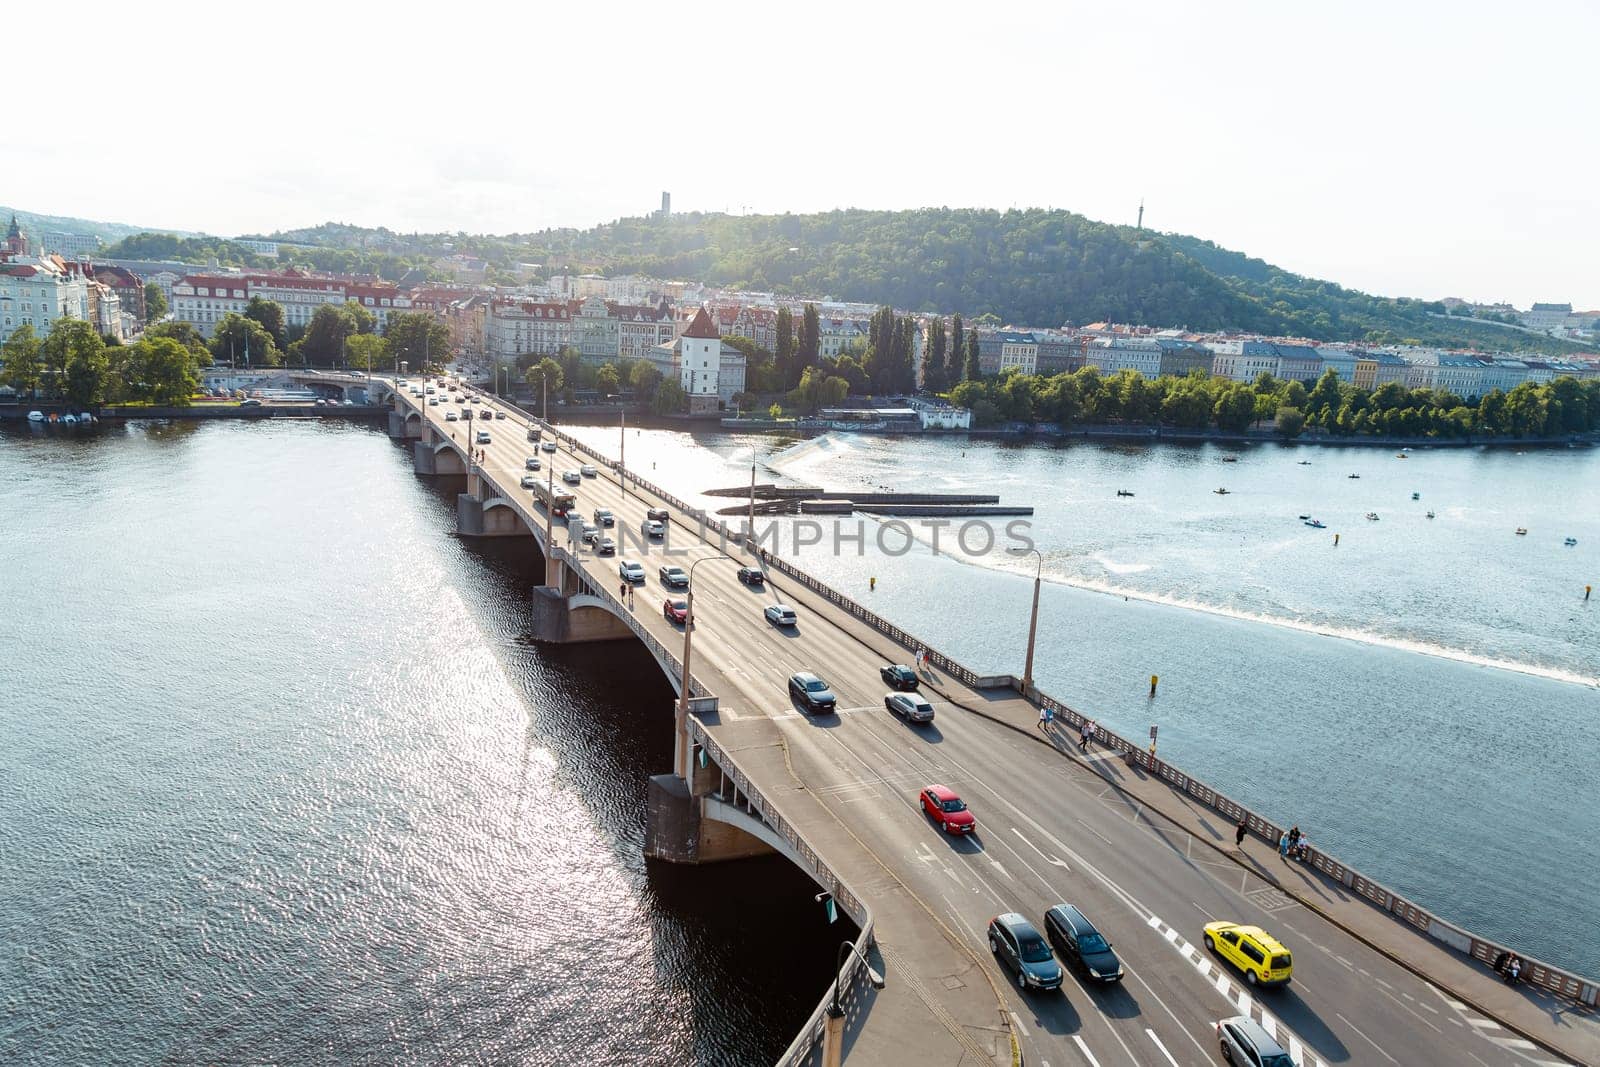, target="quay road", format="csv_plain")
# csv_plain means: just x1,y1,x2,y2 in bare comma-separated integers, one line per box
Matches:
400,382,1592,1067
